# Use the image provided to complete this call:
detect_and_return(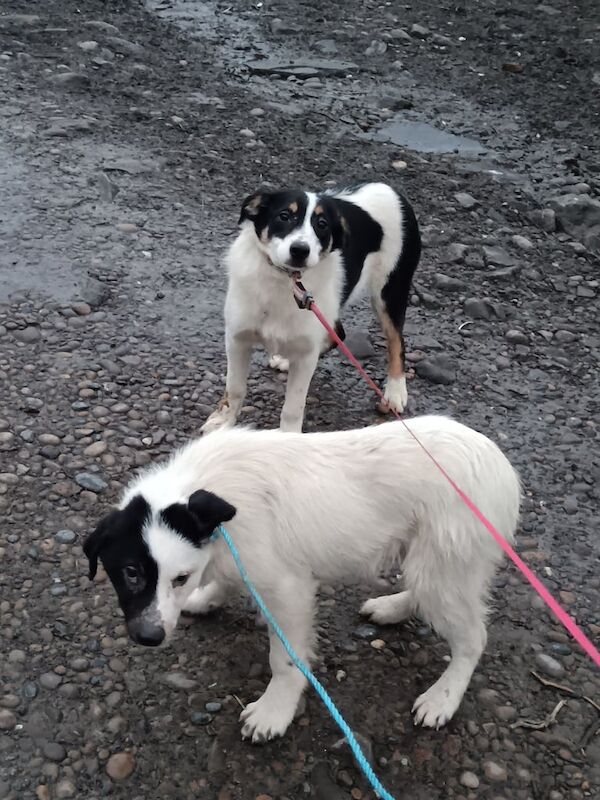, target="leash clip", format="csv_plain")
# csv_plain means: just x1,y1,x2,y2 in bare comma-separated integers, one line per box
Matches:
292,278,313,310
